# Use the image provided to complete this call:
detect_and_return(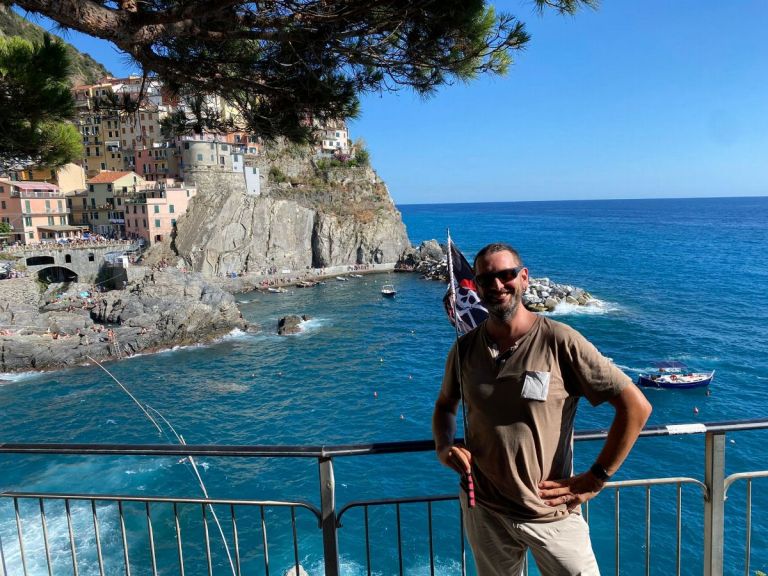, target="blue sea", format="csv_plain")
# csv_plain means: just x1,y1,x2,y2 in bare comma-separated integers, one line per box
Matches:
2,197,768,575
